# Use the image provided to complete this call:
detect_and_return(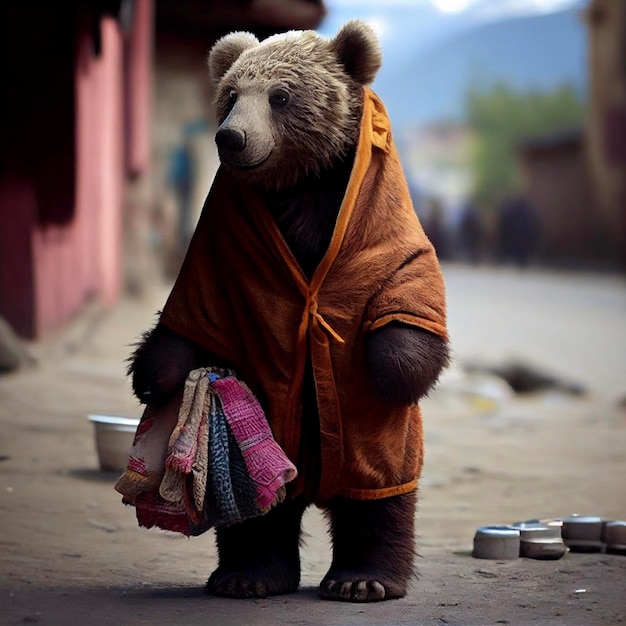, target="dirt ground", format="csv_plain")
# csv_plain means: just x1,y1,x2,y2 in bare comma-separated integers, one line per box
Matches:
1,264,625,625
